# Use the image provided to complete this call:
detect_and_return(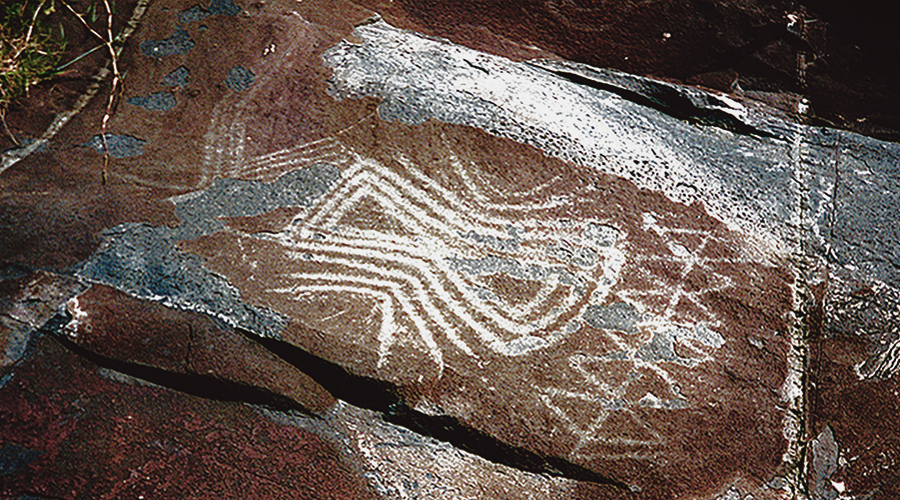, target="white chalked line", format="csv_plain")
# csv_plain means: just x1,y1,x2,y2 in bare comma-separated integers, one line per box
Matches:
271,238,576,348
288,227,581,324
293,202,613,326
268,279,448,369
